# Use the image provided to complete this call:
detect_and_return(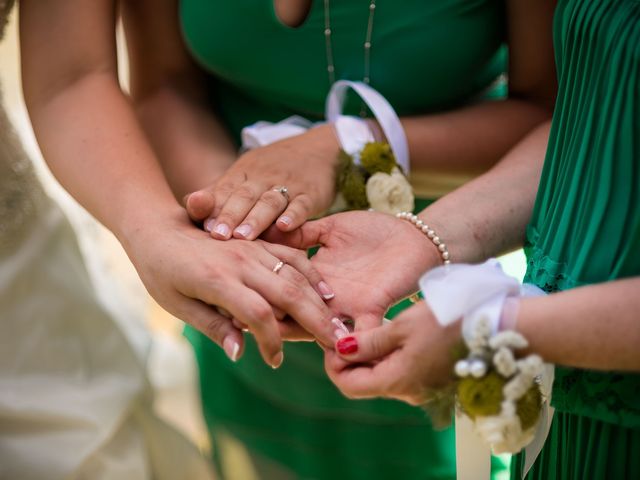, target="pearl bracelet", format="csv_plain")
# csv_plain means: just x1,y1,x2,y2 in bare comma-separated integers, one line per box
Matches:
396,211,451,265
